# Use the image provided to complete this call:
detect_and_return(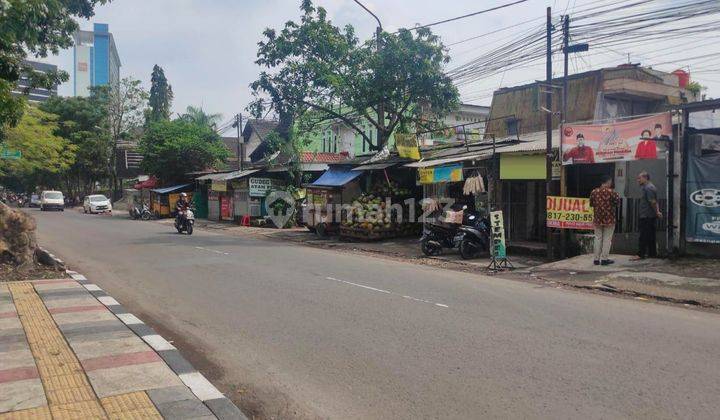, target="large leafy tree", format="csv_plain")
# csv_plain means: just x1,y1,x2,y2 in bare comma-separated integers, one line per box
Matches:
147,65,173,123
180,106,222,130
138,120,229,184
92,77,148,196
0,0,108,129
0,105,76,191
249,0,459,150
39,94,112,196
